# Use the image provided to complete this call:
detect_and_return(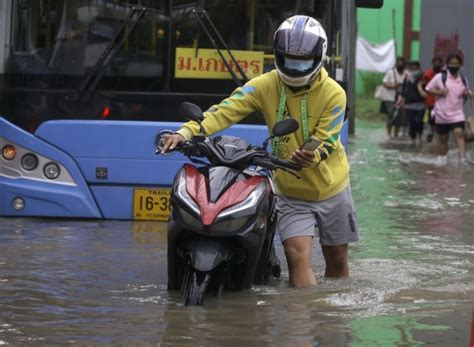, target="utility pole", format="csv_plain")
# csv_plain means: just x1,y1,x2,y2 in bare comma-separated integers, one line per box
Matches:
346,0,357,135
